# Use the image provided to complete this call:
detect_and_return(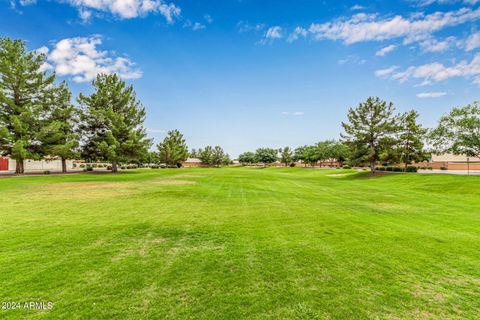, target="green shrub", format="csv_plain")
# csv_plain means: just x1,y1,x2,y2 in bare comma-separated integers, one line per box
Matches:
86,167,93,172
406,166,418,173
440,166,448,170
43,170,51,175
80,164,85,168
343,165,351,169
107,166,112,170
